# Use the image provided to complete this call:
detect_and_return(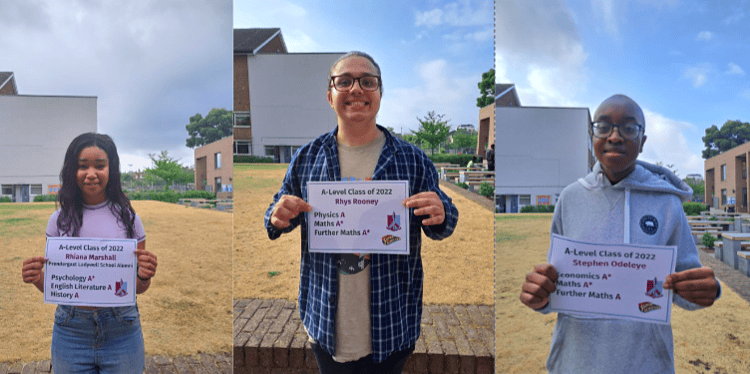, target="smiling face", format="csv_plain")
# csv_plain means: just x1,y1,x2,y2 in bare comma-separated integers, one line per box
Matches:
592,95,647,184
327,56,381,130
76,146,110,205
